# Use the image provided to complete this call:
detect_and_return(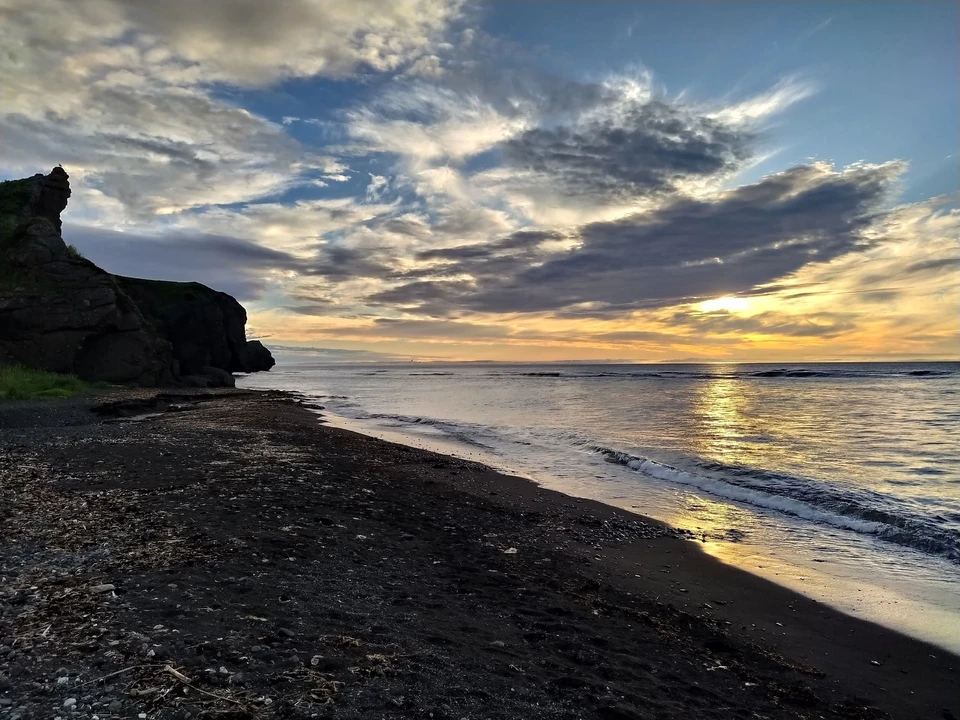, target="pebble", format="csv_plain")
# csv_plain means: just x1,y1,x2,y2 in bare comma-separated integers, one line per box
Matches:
63,698,77,708
89,584,115,594
108,700,122,712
